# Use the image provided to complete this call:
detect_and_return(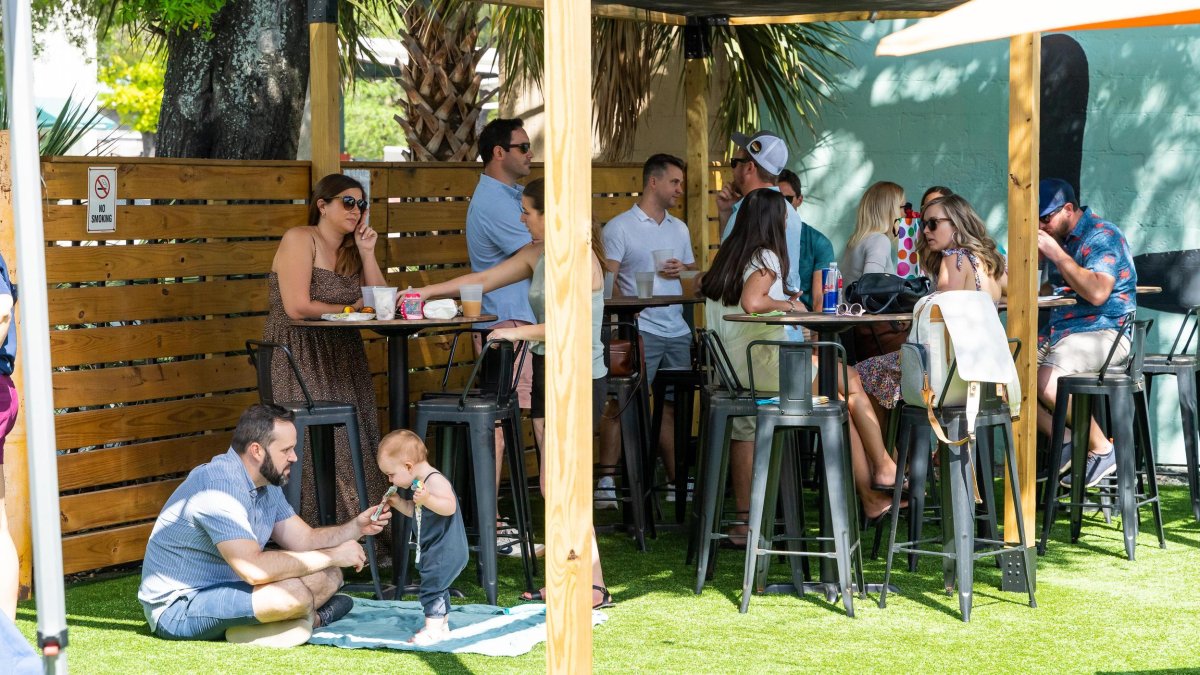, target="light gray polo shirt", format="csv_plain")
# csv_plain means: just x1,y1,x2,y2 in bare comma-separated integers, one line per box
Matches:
138,449,295,631
602,204,695,338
